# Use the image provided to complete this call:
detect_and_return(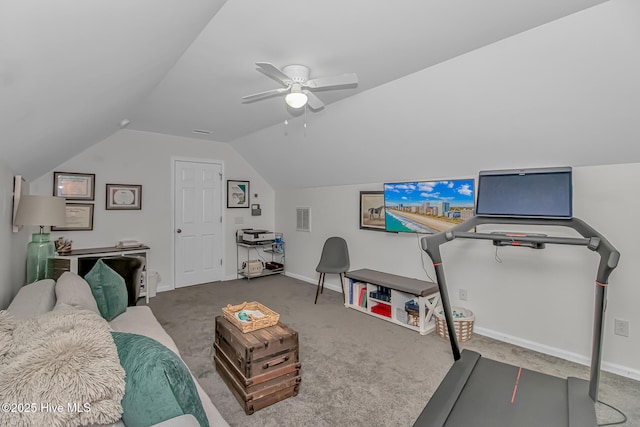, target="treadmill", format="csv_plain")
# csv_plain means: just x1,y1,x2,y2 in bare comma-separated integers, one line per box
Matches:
413,215,620,427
